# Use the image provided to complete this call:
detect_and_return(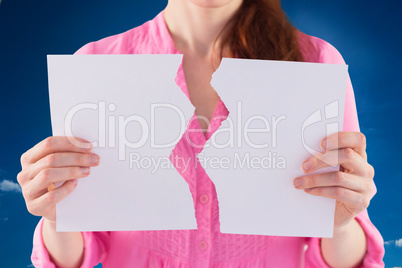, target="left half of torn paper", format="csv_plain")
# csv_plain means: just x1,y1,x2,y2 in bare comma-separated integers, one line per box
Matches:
47,54,197,232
